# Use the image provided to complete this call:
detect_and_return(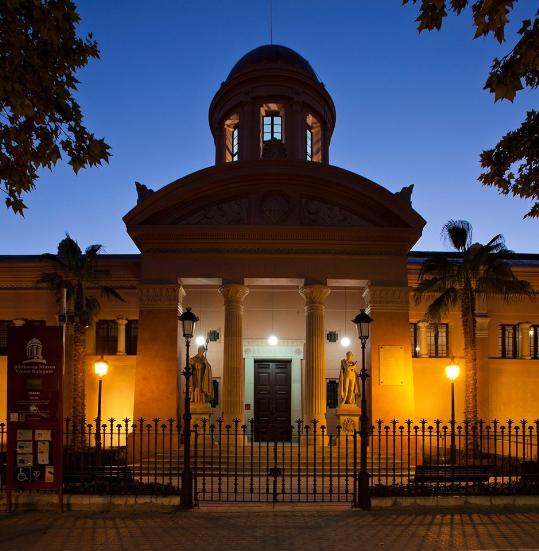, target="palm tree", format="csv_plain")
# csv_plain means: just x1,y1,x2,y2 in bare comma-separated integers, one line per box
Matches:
37,235,124,426
414,220,535,423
